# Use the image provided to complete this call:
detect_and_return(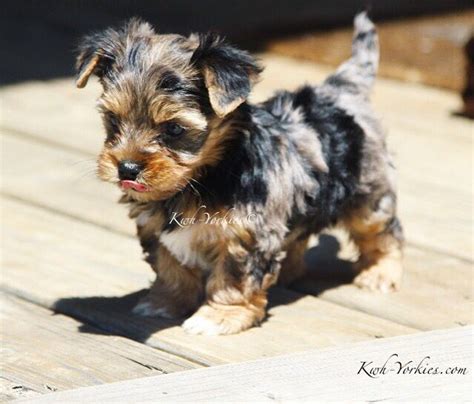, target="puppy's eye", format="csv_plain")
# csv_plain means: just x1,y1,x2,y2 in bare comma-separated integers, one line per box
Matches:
164,122,185,137
159,73,182,92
